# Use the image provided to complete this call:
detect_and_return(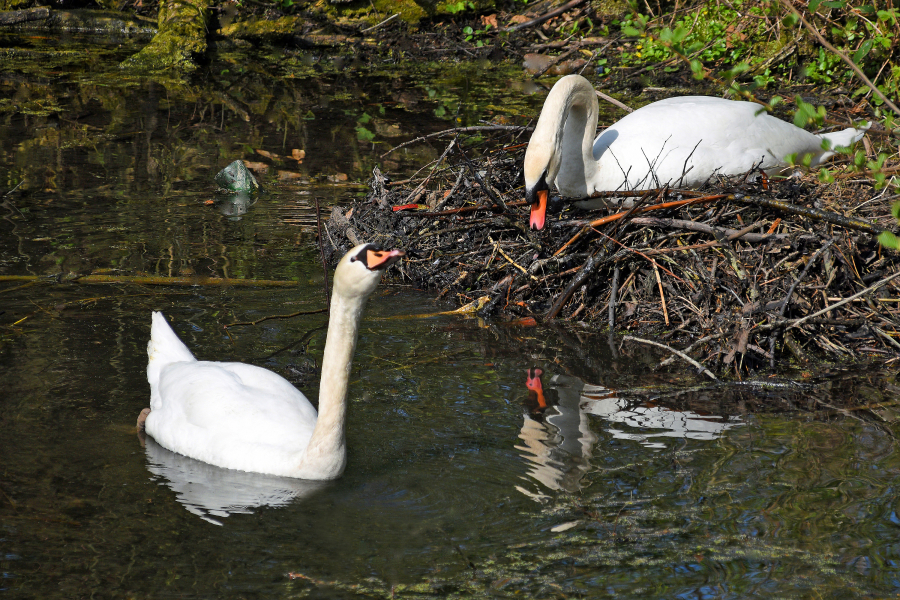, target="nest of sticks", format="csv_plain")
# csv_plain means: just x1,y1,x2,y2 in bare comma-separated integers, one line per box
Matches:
322,133,900,375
